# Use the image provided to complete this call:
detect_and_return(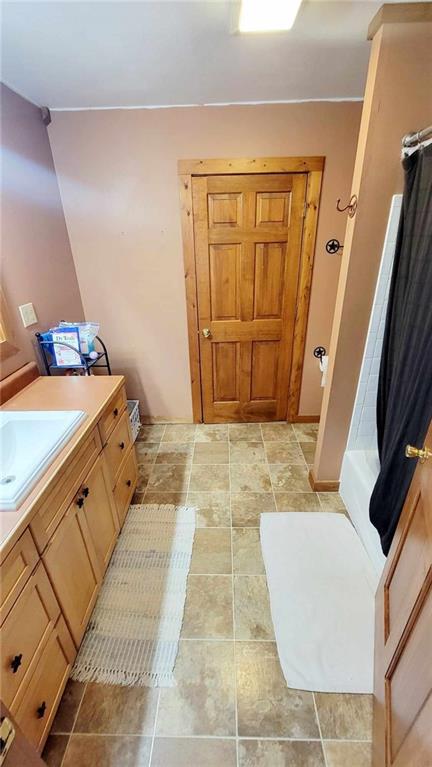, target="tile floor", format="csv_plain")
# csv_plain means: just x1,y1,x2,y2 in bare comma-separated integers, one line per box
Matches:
43,422,373,767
